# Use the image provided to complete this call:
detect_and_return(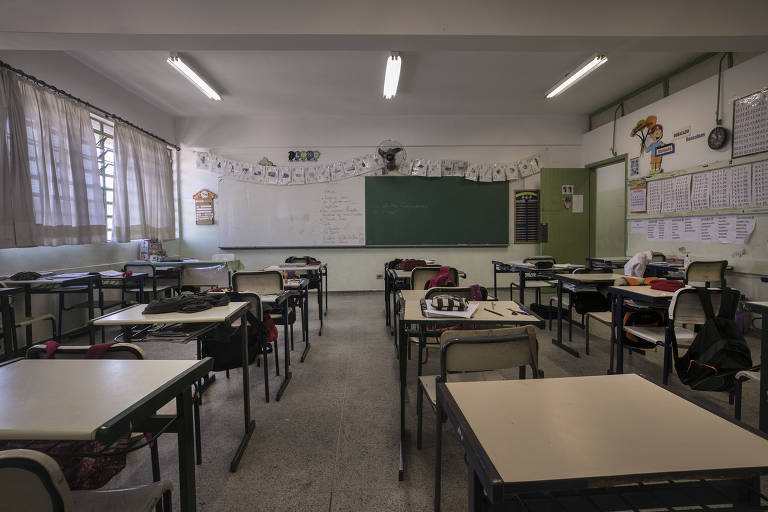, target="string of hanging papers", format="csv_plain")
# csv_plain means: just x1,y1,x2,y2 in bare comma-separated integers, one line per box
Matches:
193,151,542,185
